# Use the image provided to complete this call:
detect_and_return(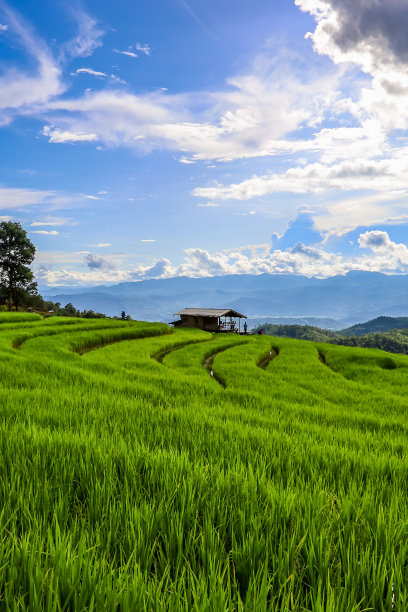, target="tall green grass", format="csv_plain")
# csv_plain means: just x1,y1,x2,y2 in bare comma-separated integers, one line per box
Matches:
0,314,407,610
